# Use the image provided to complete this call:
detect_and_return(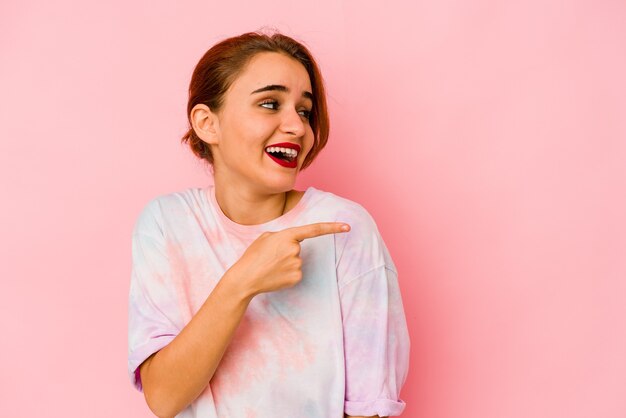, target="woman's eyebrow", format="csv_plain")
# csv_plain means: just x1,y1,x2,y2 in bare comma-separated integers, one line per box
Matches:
250,84,313,102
